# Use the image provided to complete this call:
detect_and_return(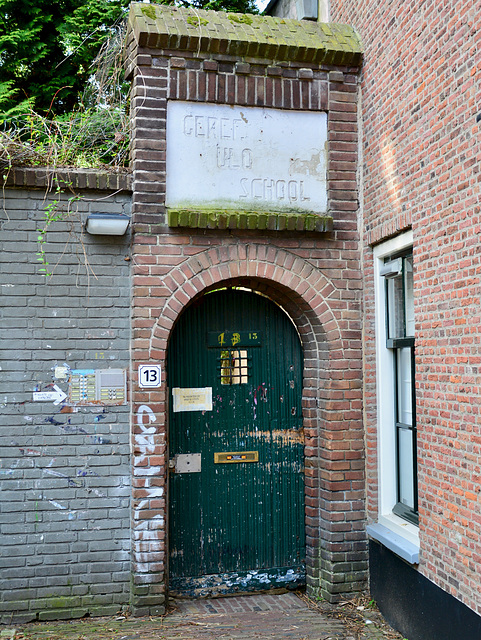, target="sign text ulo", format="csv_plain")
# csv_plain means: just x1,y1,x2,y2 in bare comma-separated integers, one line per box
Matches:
166,103,327,214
